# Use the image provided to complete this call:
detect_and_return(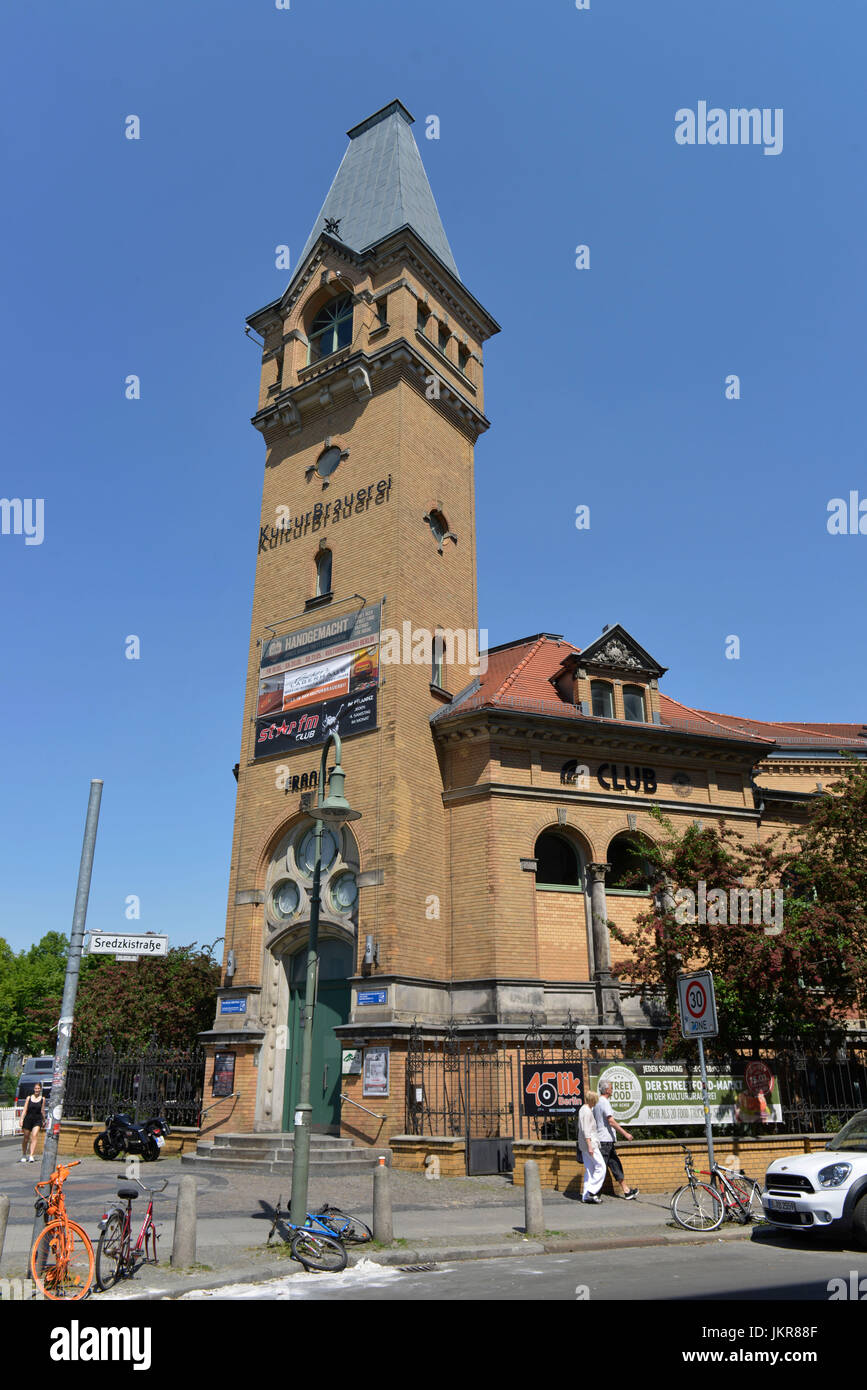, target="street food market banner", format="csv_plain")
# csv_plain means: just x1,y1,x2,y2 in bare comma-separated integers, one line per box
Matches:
590,1060,783,1126
255,603,381,757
